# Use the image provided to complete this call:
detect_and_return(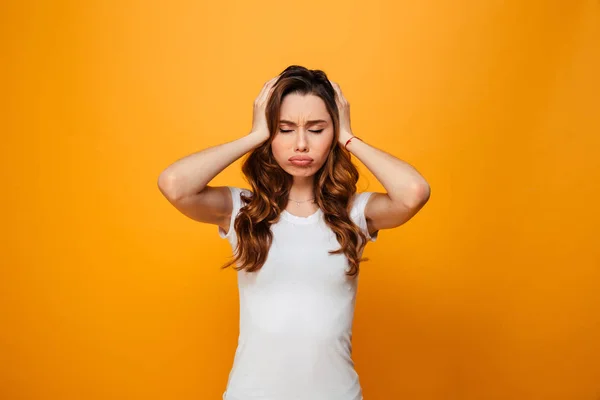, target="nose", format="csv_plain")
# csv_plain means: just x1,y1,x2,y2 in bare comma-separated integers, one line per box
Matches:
294,131,309,152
